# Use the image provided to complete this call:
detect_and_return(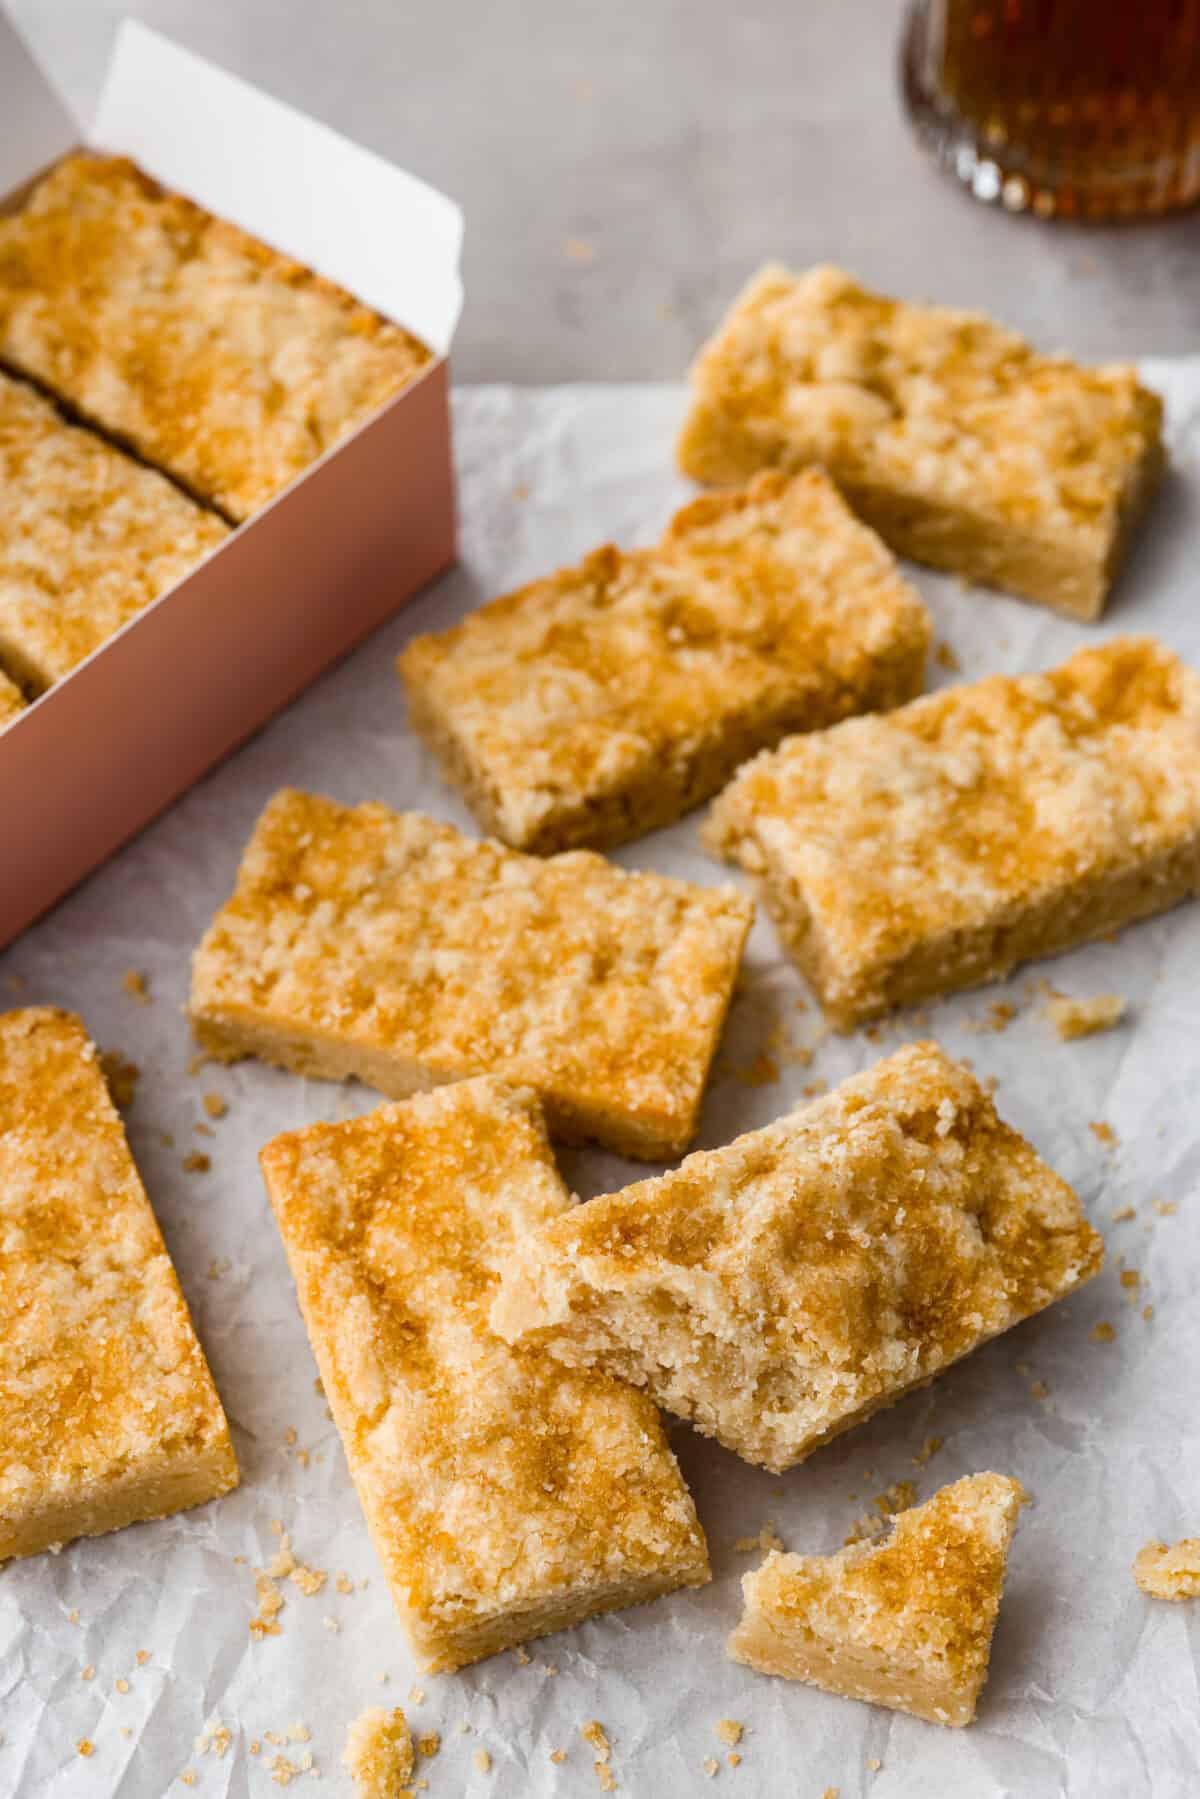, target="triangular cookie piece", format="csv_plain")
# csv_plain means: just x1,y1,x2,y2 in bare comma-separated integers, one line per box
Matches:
728,1473,1024,1727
